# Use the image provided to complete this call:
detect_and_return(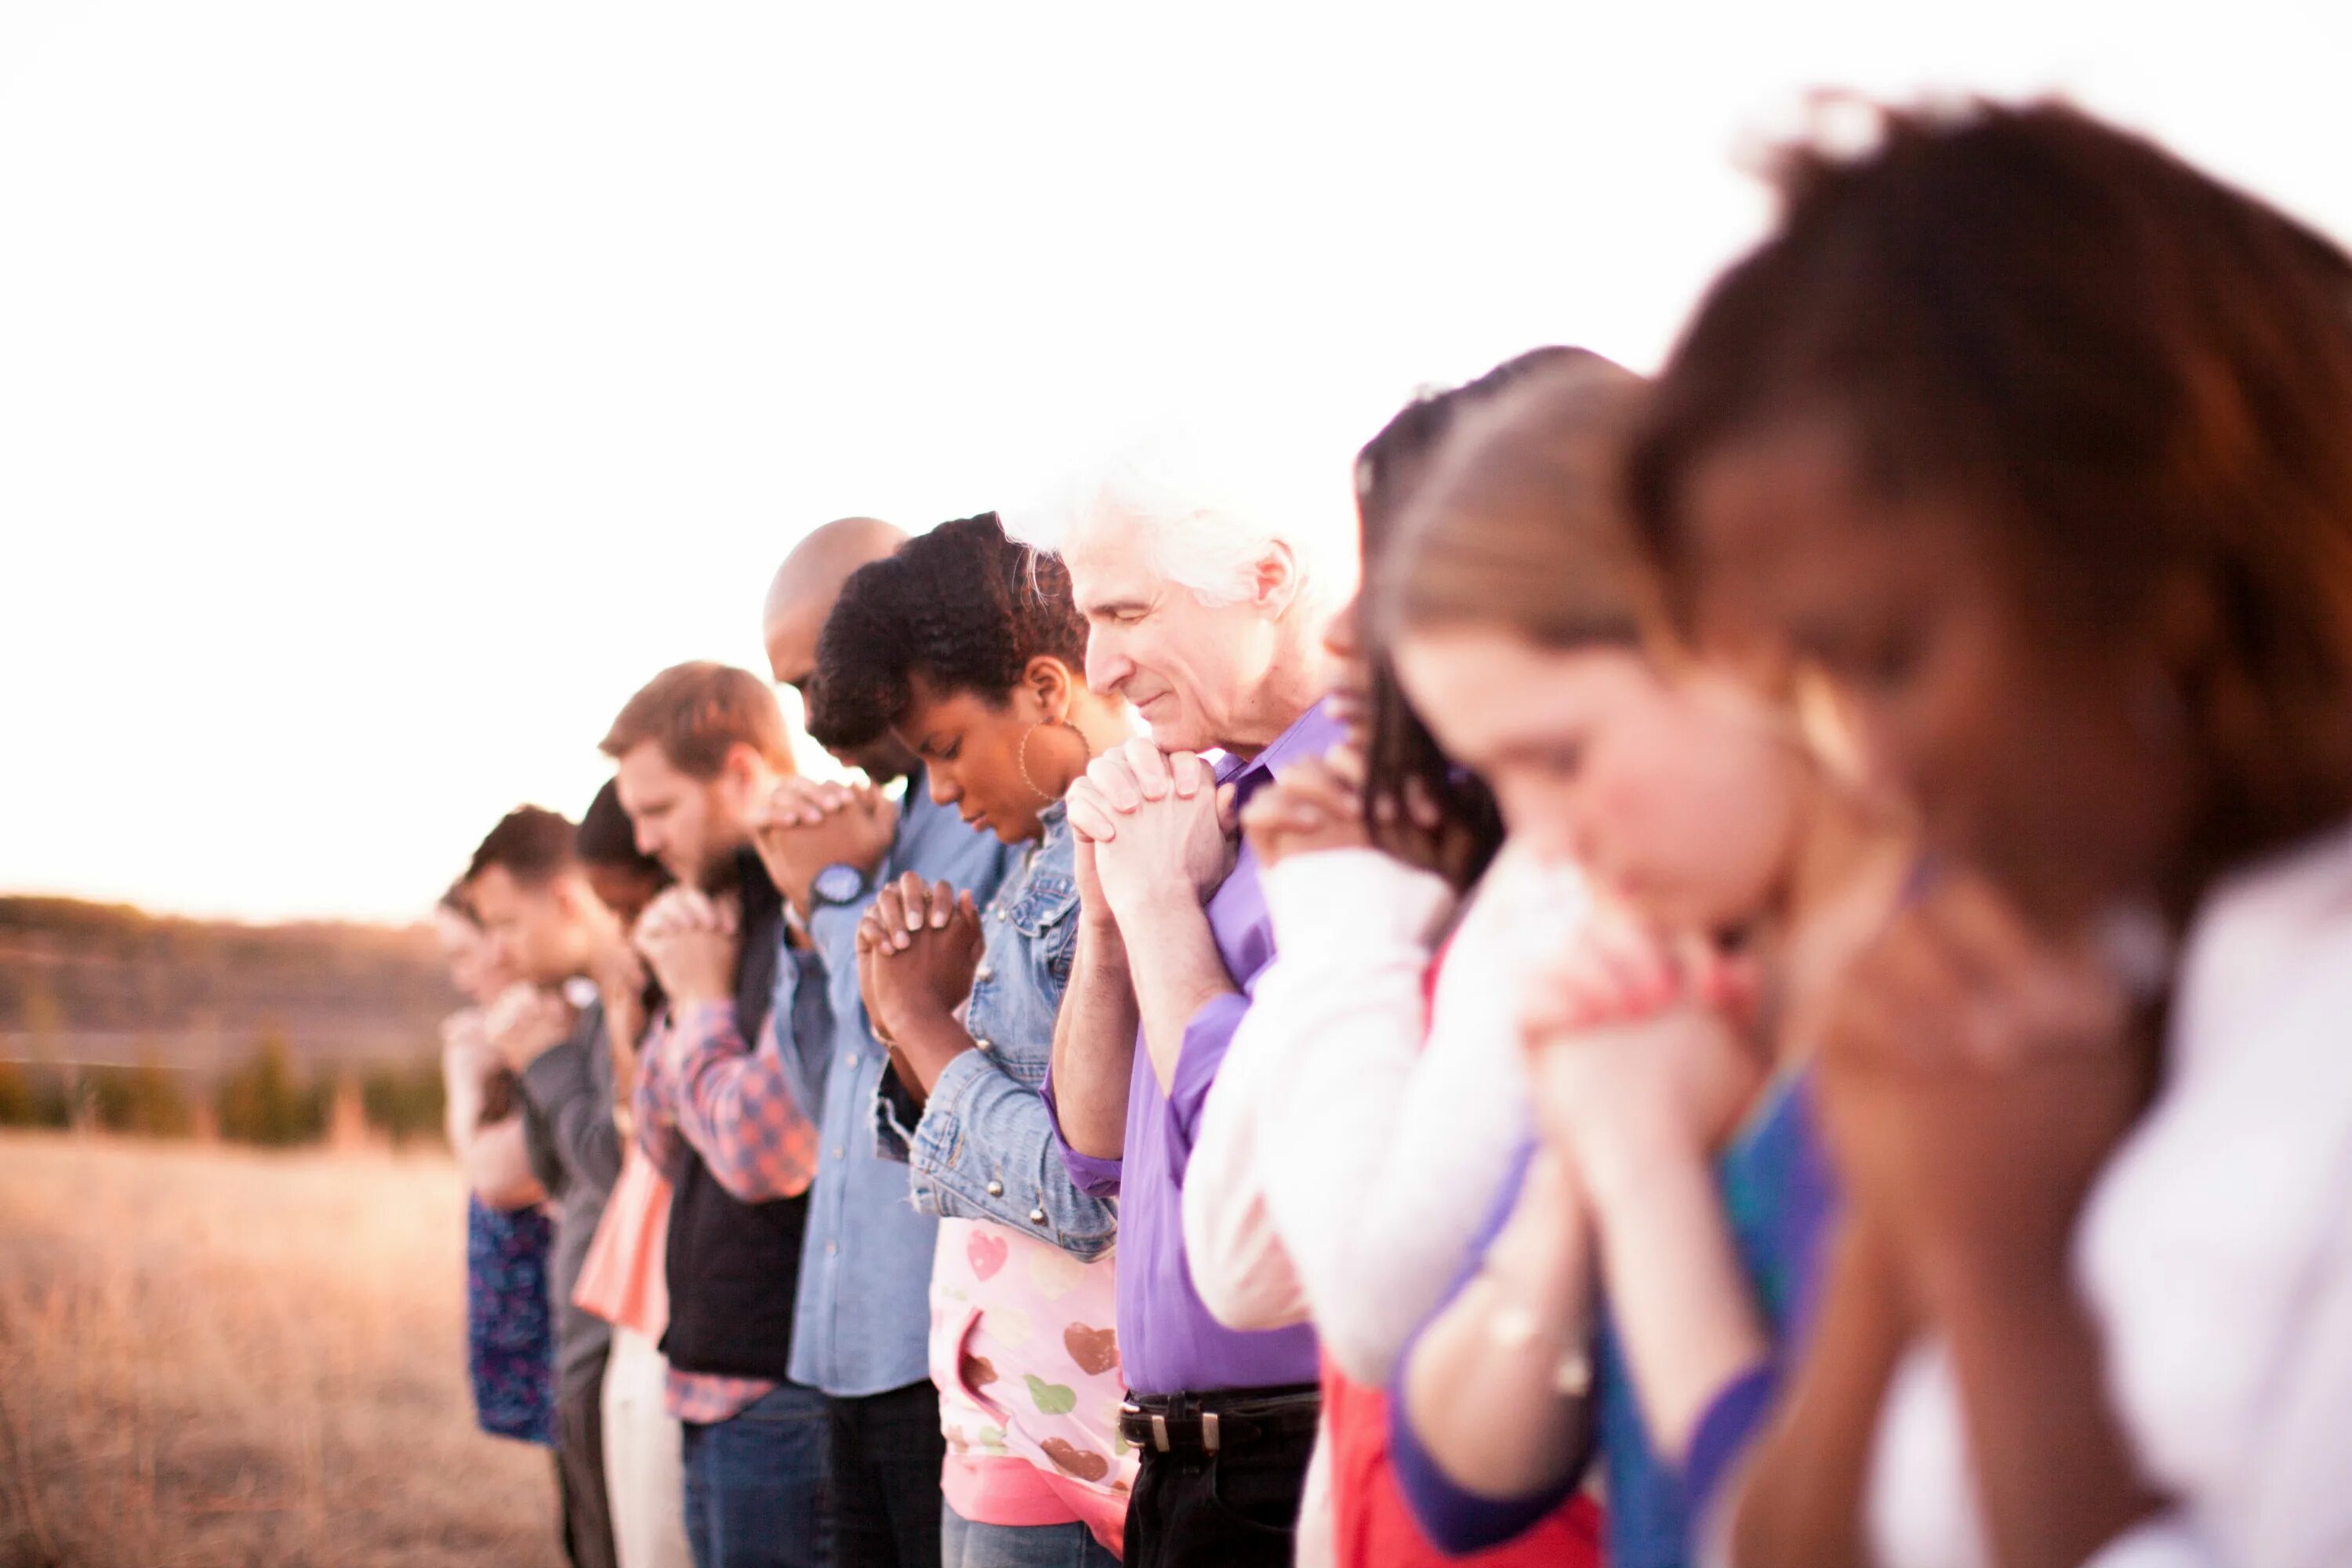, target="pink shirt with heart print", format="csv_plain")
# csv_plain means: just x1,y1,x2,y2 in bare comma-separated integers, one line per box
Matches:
932,1216,1134,1552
